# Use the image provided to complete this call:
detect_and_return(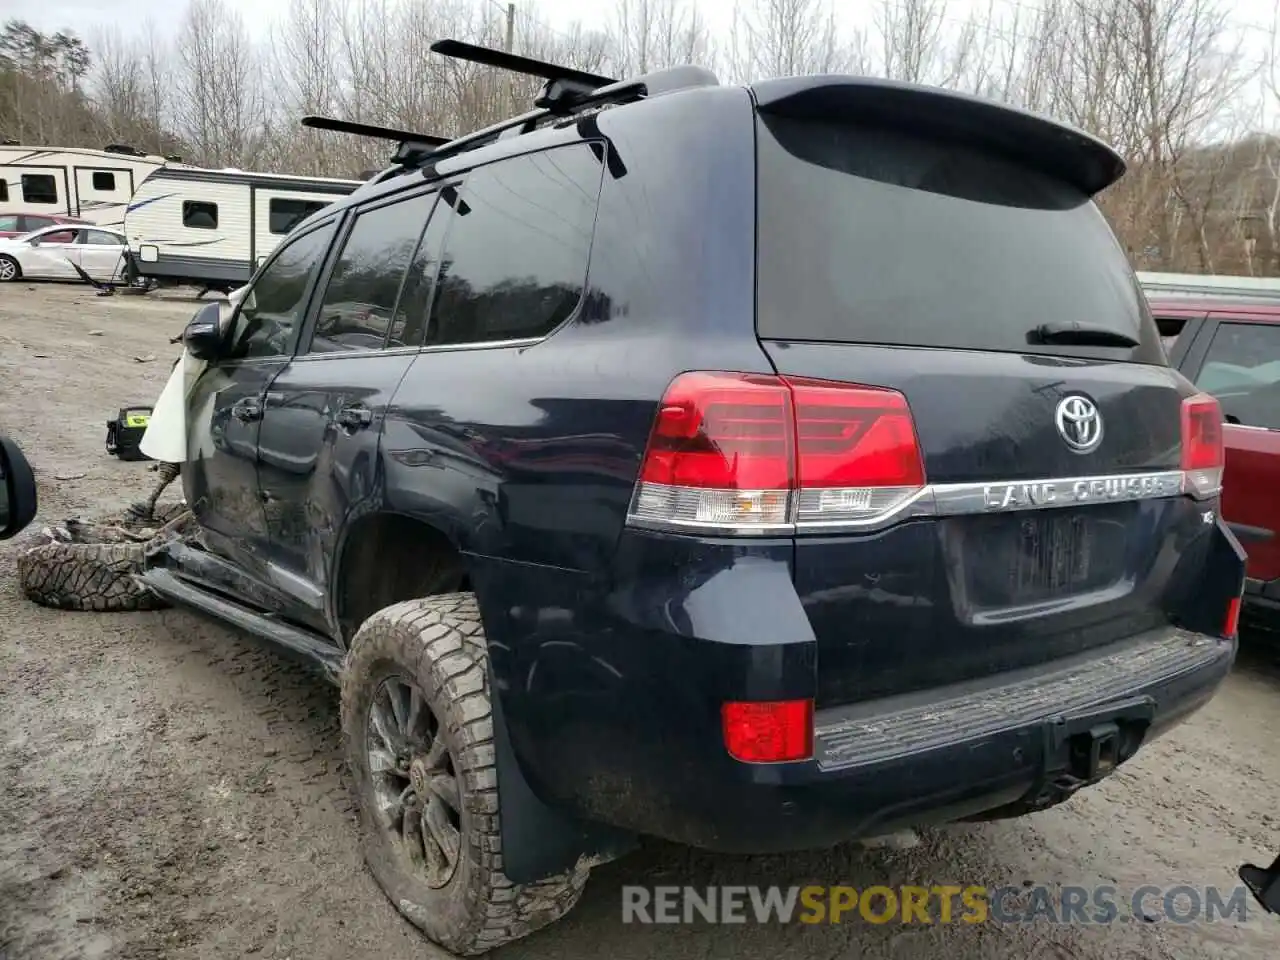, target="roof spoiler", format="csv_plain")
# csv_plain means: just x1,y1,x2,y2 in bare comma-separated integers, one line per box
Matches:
751,76,1125,196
